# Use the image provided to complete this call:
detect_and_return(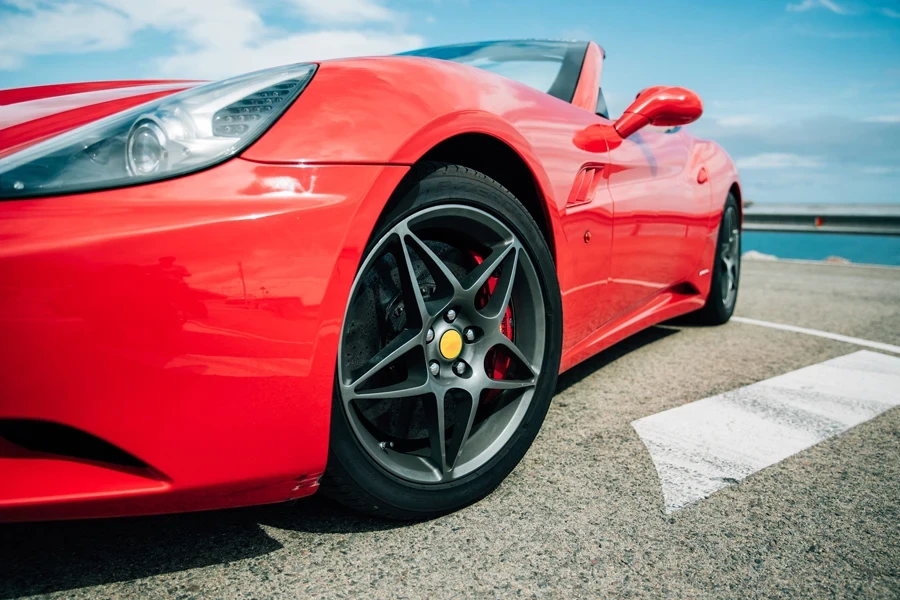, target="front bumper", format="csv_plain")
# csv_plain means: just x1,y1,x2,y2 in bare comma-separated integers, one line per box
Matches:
0,158,409,521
